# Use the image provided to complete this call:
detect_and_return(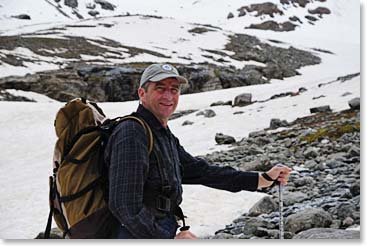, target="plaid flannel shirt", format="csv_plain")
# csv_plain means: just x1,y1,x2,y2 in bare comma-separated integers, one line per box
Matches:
105,104,259,238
